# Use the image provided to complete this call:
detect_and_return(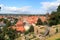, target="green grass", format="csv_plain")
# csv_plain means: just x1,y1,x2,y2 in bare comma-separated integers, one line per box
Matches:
55,38,60,40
